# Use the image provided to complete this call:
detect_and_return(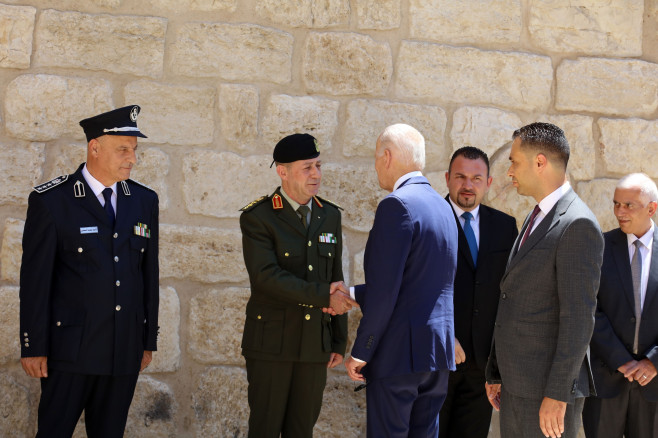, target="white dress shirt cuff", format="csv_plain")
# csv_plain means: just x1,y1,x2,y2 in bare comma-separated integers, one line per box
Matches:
349,286,355,300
